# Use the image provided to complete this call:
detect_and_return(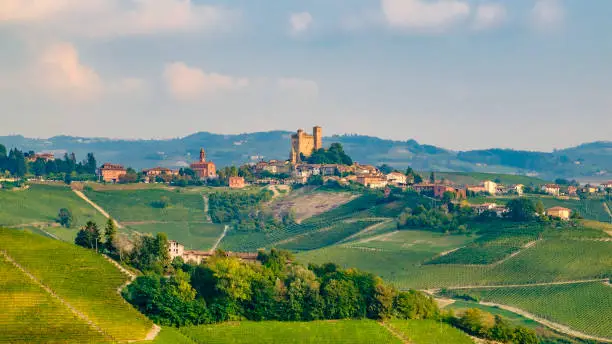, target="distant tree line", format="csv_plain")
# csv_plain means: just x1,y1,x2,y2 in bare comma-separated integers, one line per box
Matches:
0,144,97,181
